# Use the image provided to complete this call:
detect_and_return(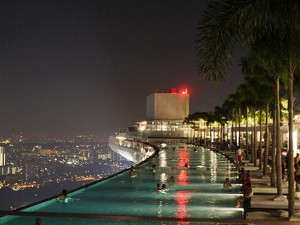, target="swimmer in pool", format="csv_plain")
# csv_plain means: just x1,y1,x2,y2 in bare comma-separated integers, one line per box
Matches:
159,184,168,194
57,189,70,203
223,178,232,188
130,167,137,177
